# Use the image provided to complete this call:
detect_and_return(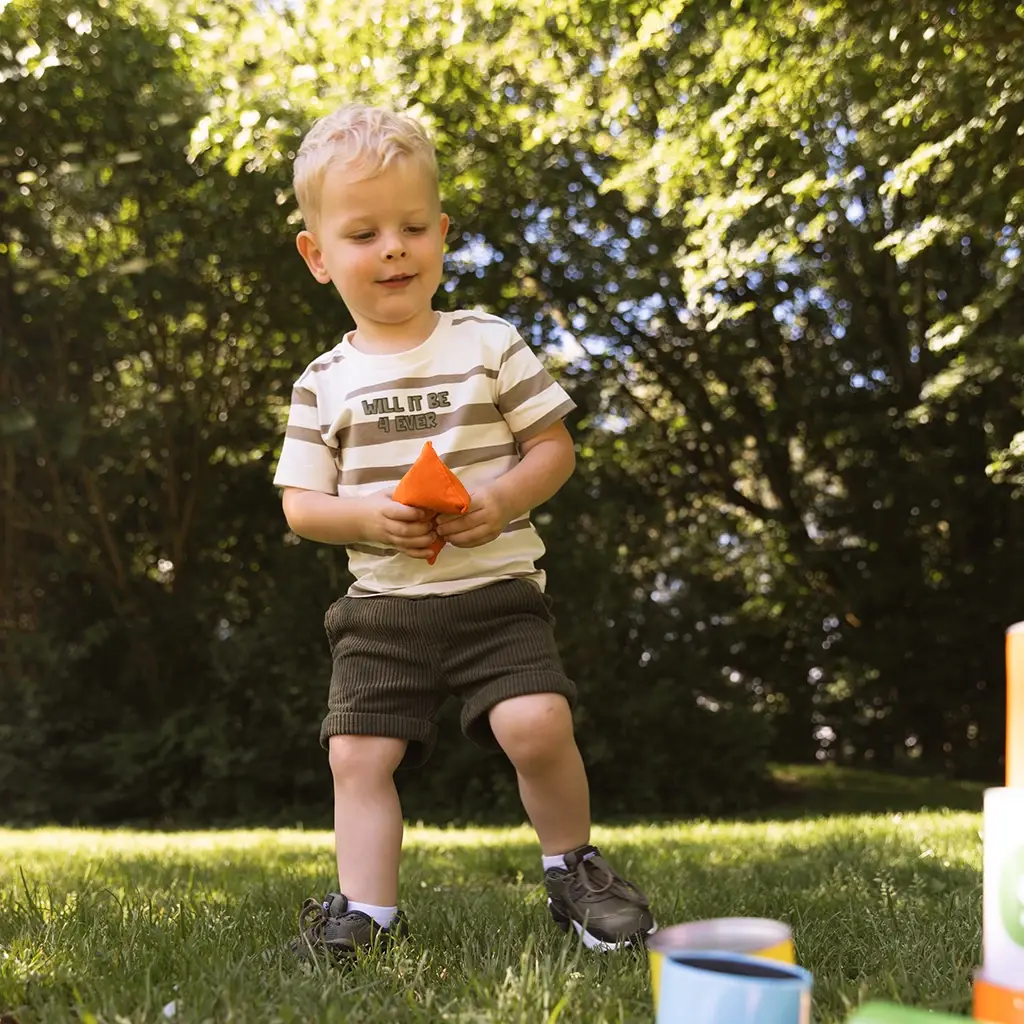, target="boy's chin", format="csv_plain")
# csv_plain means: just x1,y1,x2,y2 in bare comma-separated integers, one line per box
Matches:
348,304,439,332
375,308,432,325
